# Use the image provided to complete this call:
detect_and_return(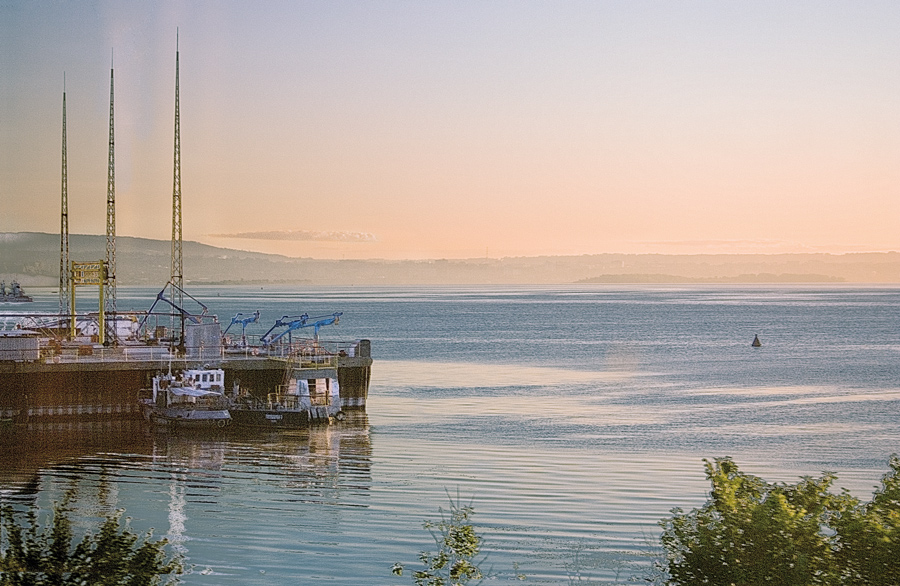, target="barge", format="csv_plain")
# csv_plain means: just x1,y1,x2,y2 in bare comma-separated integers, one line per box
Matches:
229,351,345,428
0,328,372,424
